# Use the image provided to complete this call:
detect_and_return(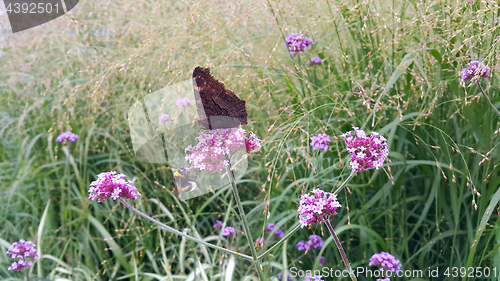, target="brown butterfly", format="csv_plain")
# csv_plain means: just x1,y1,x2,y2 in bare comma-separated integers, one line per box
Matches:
192,66,248,130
